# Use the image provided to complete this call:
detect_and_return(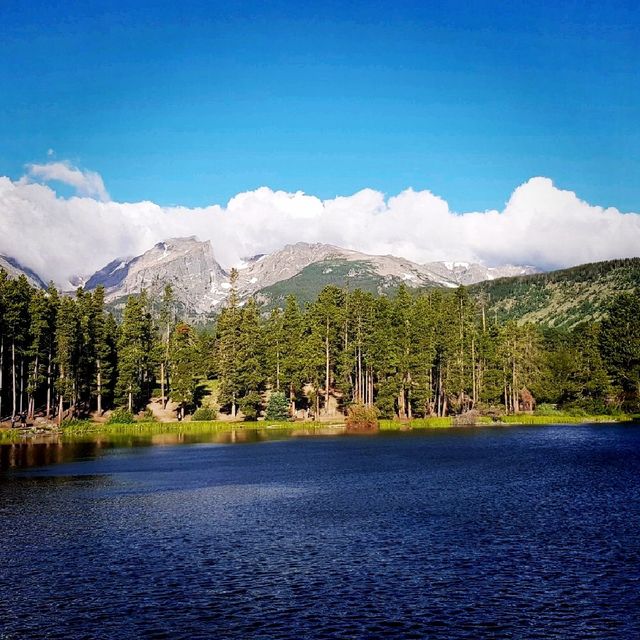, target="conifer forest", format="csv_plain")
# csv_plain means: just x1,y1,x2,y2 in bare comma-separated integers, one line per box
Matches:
1,268,639,423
